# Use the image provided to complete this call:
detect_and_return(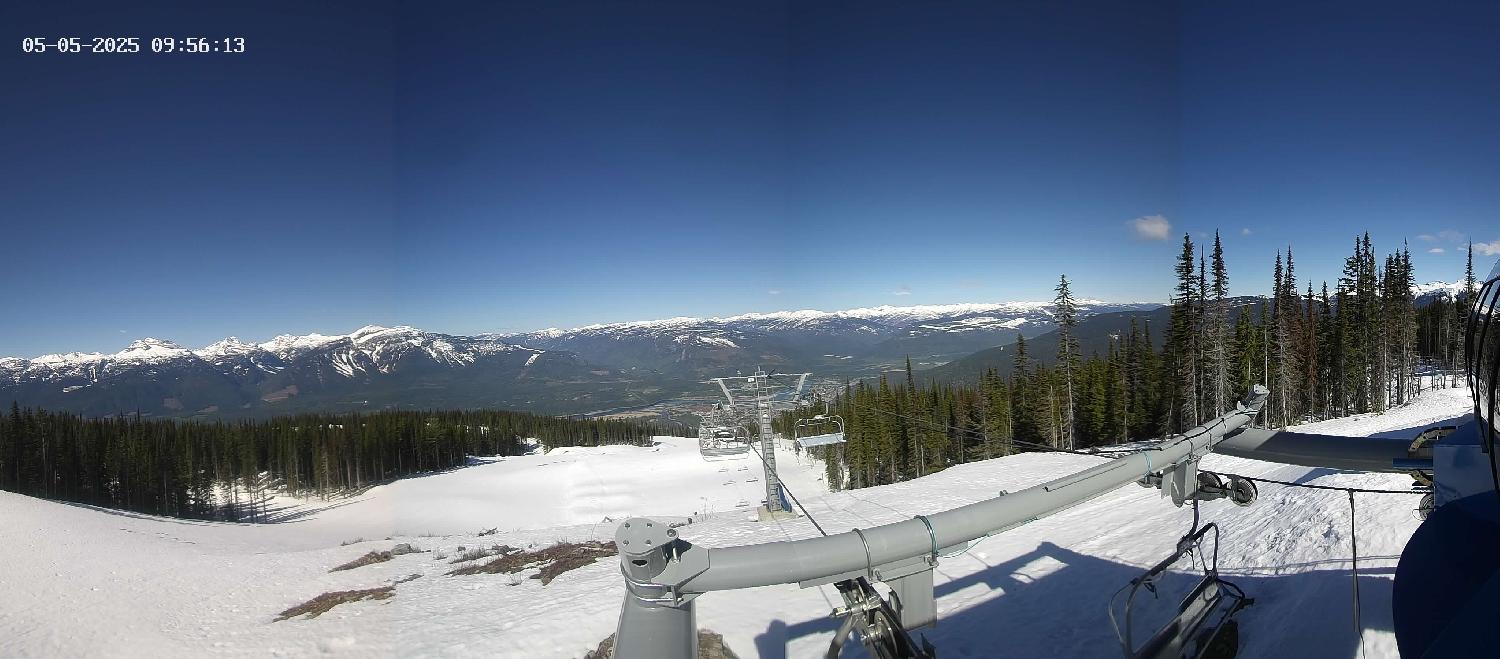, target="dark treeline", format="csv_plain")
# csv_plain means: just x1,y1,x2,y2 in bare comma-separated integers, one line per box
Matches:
0,405,660,520
781,231,1465,491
